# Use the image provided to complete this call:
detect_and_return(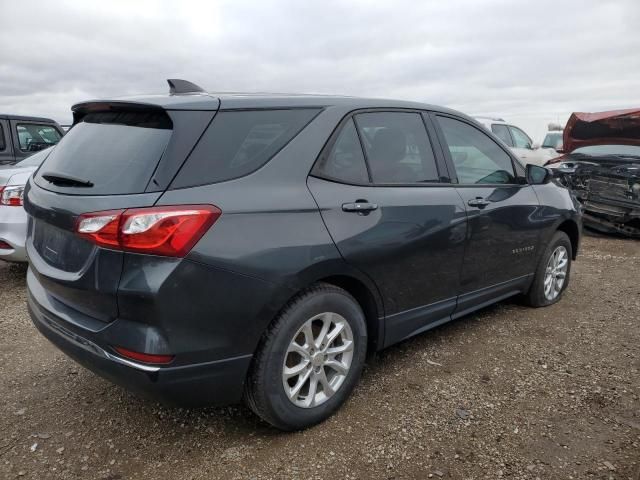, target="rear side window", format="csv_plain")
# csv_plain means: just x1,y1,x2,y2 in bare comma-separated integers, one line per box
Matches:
354,112,439,183
0,123,5,150
437,116,516,185
491,124,513,147
171,109,320,188
17,124,62,152
312,119,369,184
35,111,172,195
